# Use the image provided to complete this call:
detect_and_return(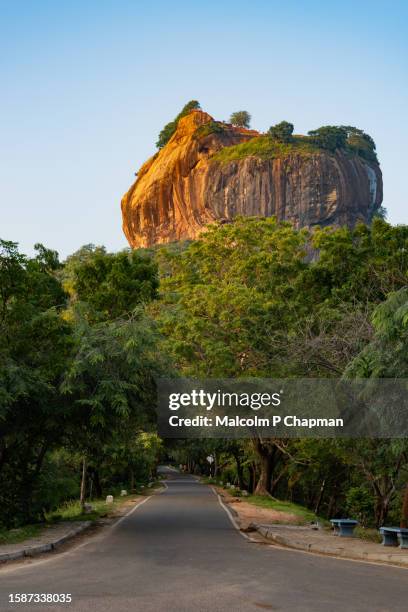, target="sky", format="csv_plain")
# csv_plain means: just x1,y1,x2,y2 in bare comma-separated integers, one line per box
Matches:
1,0,407,259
